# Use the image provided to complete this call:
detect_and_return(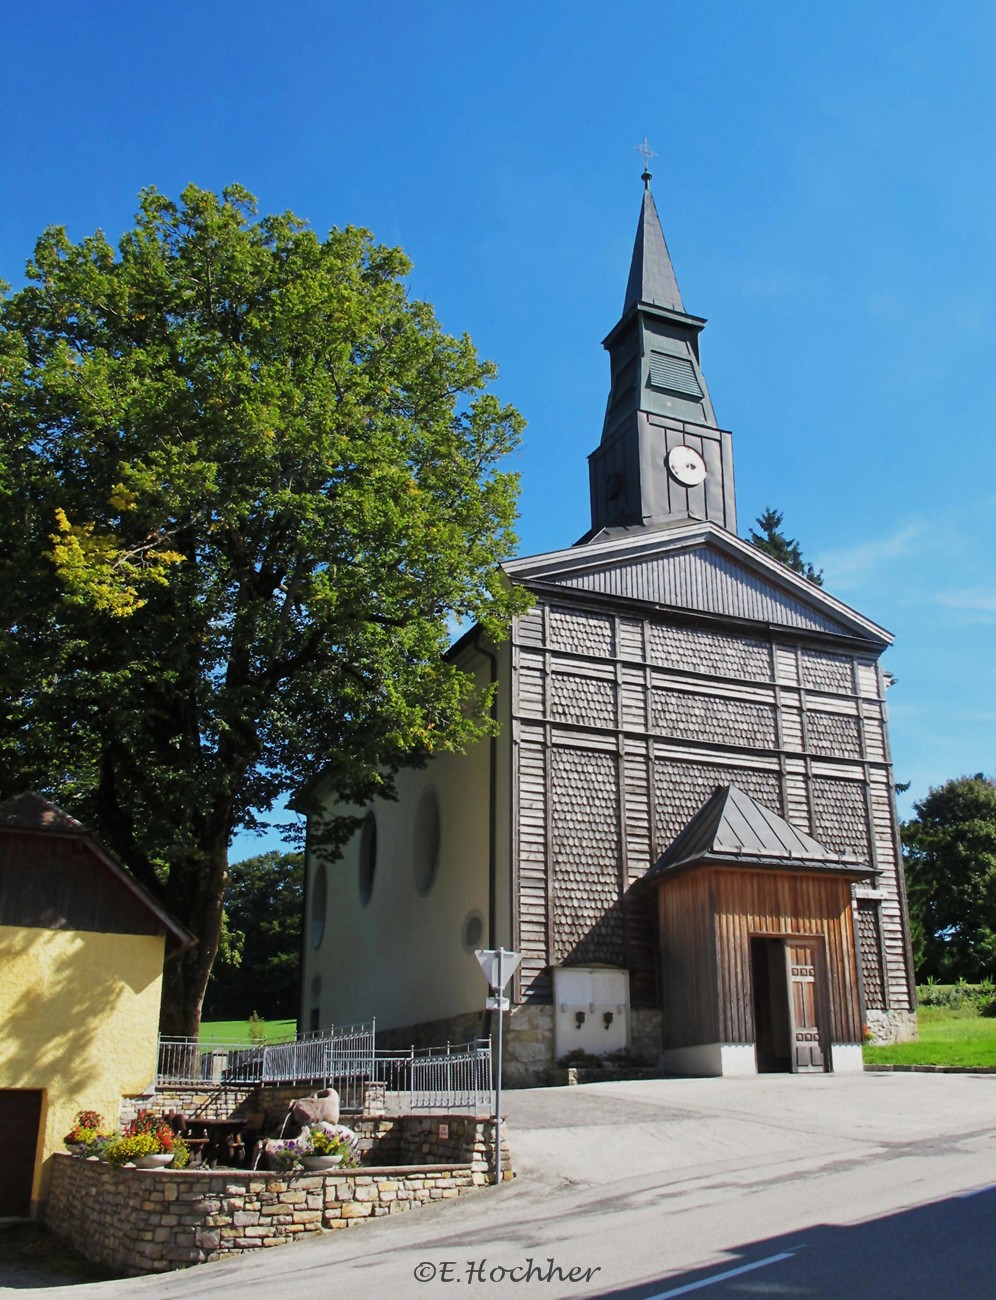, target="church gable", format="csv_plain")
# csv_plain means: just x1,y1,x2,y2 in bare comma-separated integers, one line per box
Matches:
505,523,890,645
